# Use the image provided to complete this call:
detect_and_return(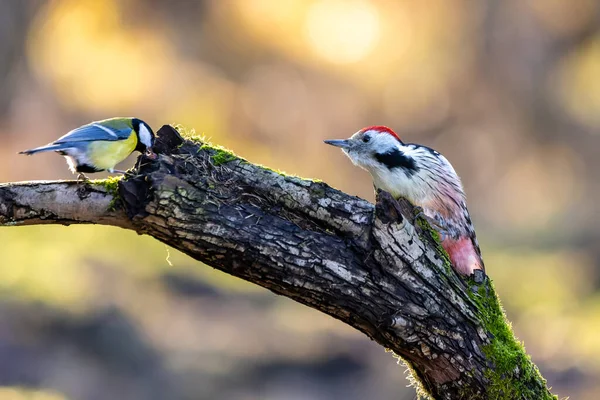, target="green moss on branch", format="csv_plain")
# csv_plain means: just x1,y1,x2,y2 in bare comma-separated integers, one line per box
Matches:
172,123,323,181
92,176,122,211
200,144,238,166
467,277,557,400
172,123,240,166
